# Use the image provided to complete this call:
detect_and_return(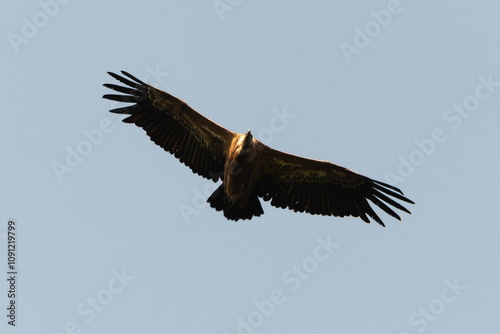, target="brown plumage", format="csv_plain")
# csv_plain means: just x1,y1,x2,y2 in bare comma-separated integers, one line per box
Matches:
103,71,414,226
